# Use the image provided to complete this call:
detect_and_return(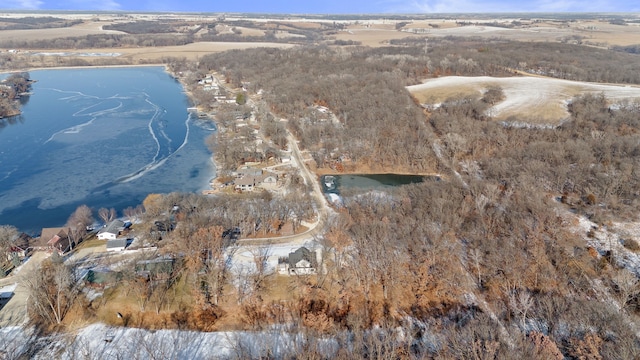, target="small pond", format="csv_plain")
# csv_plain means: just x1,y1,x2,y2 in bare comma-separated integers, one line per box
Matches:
321,174,438,195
